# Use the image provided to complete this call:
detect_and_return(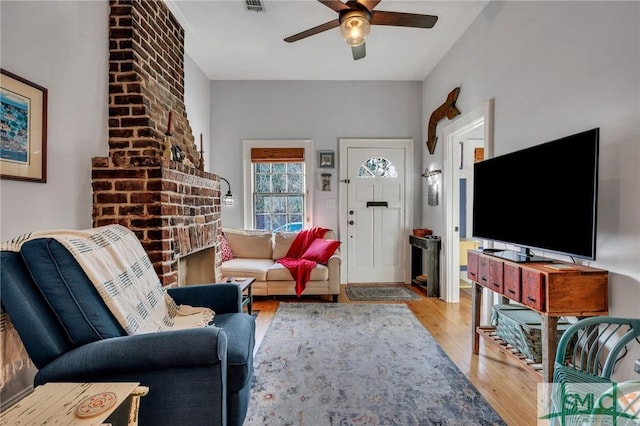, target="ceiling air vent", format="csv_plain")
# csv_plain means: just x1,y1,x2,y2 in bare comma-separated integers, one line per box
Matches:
245,0,265,13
